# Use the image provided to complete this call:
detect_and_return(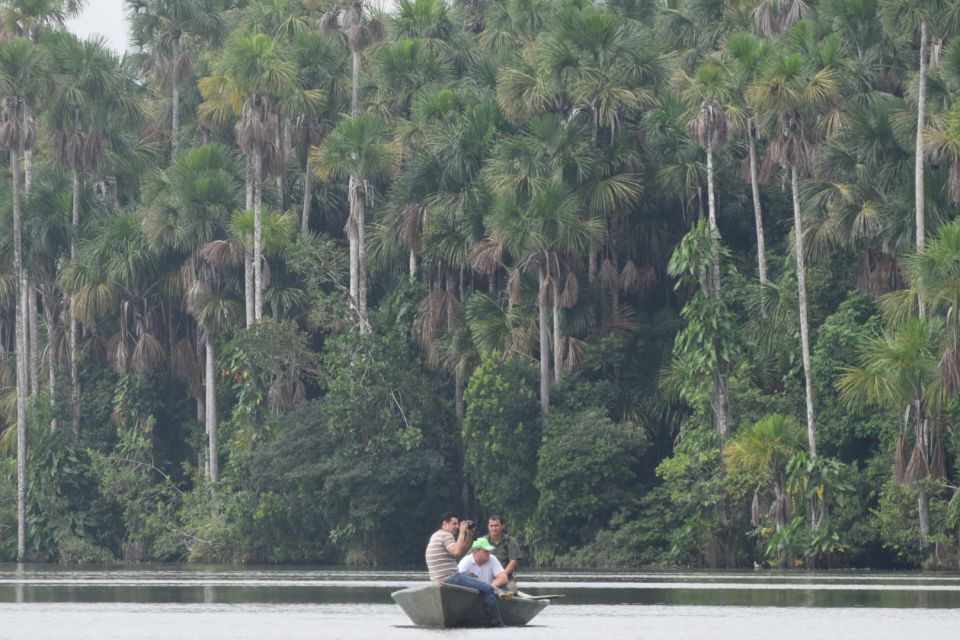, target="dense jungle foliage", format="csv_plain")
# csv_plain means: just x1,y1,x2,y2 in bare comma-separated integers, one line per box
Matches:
4,0,960,570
